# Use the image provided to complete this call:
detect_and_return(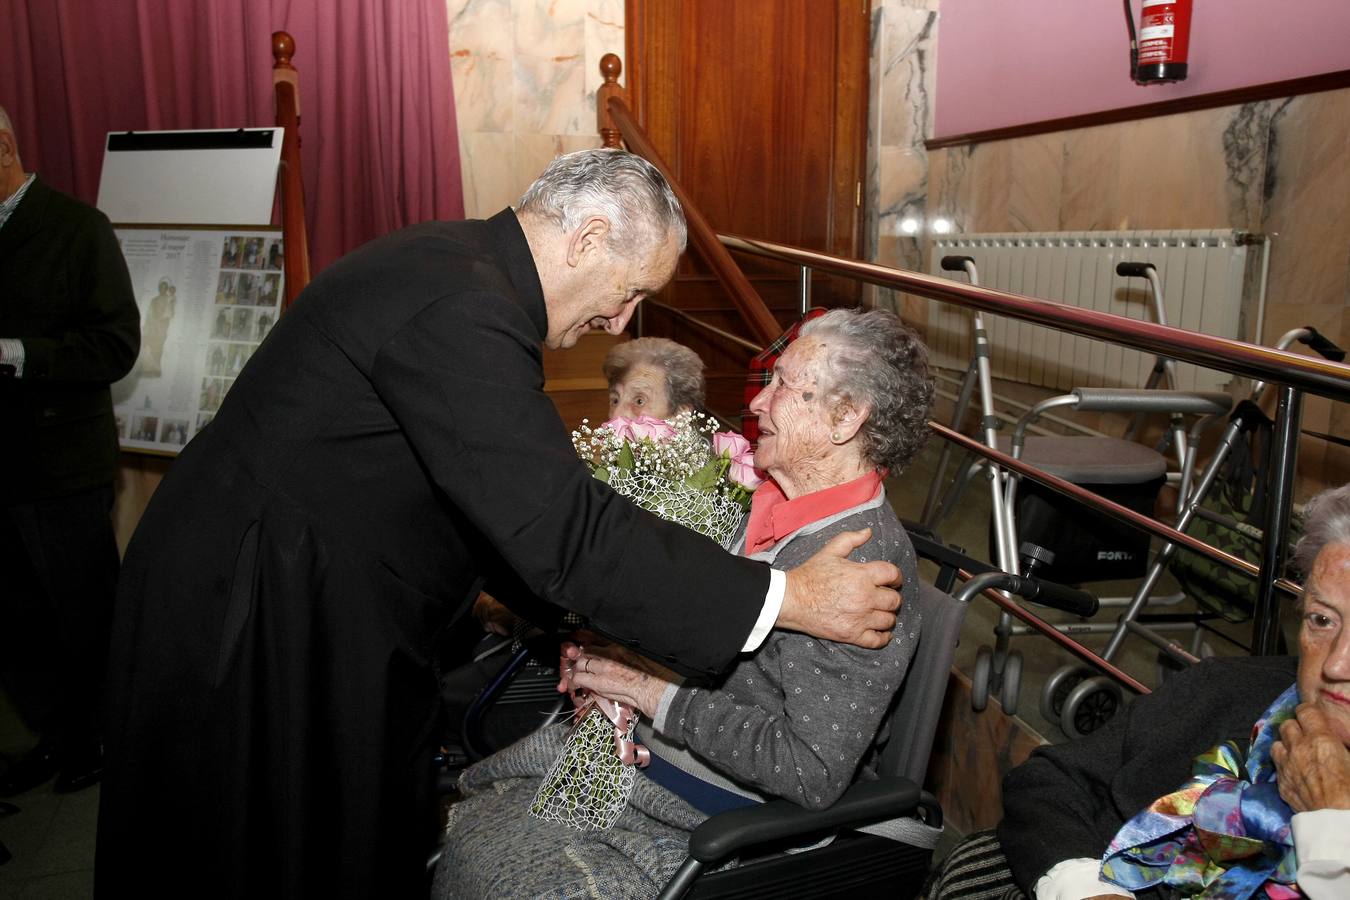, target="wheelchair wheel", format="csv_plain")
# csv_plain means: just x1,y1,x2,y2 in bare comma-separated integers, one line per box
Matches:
971,645,993,712
1000,650,1023,716
1039,664,1093,726
1060,676,1123,739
